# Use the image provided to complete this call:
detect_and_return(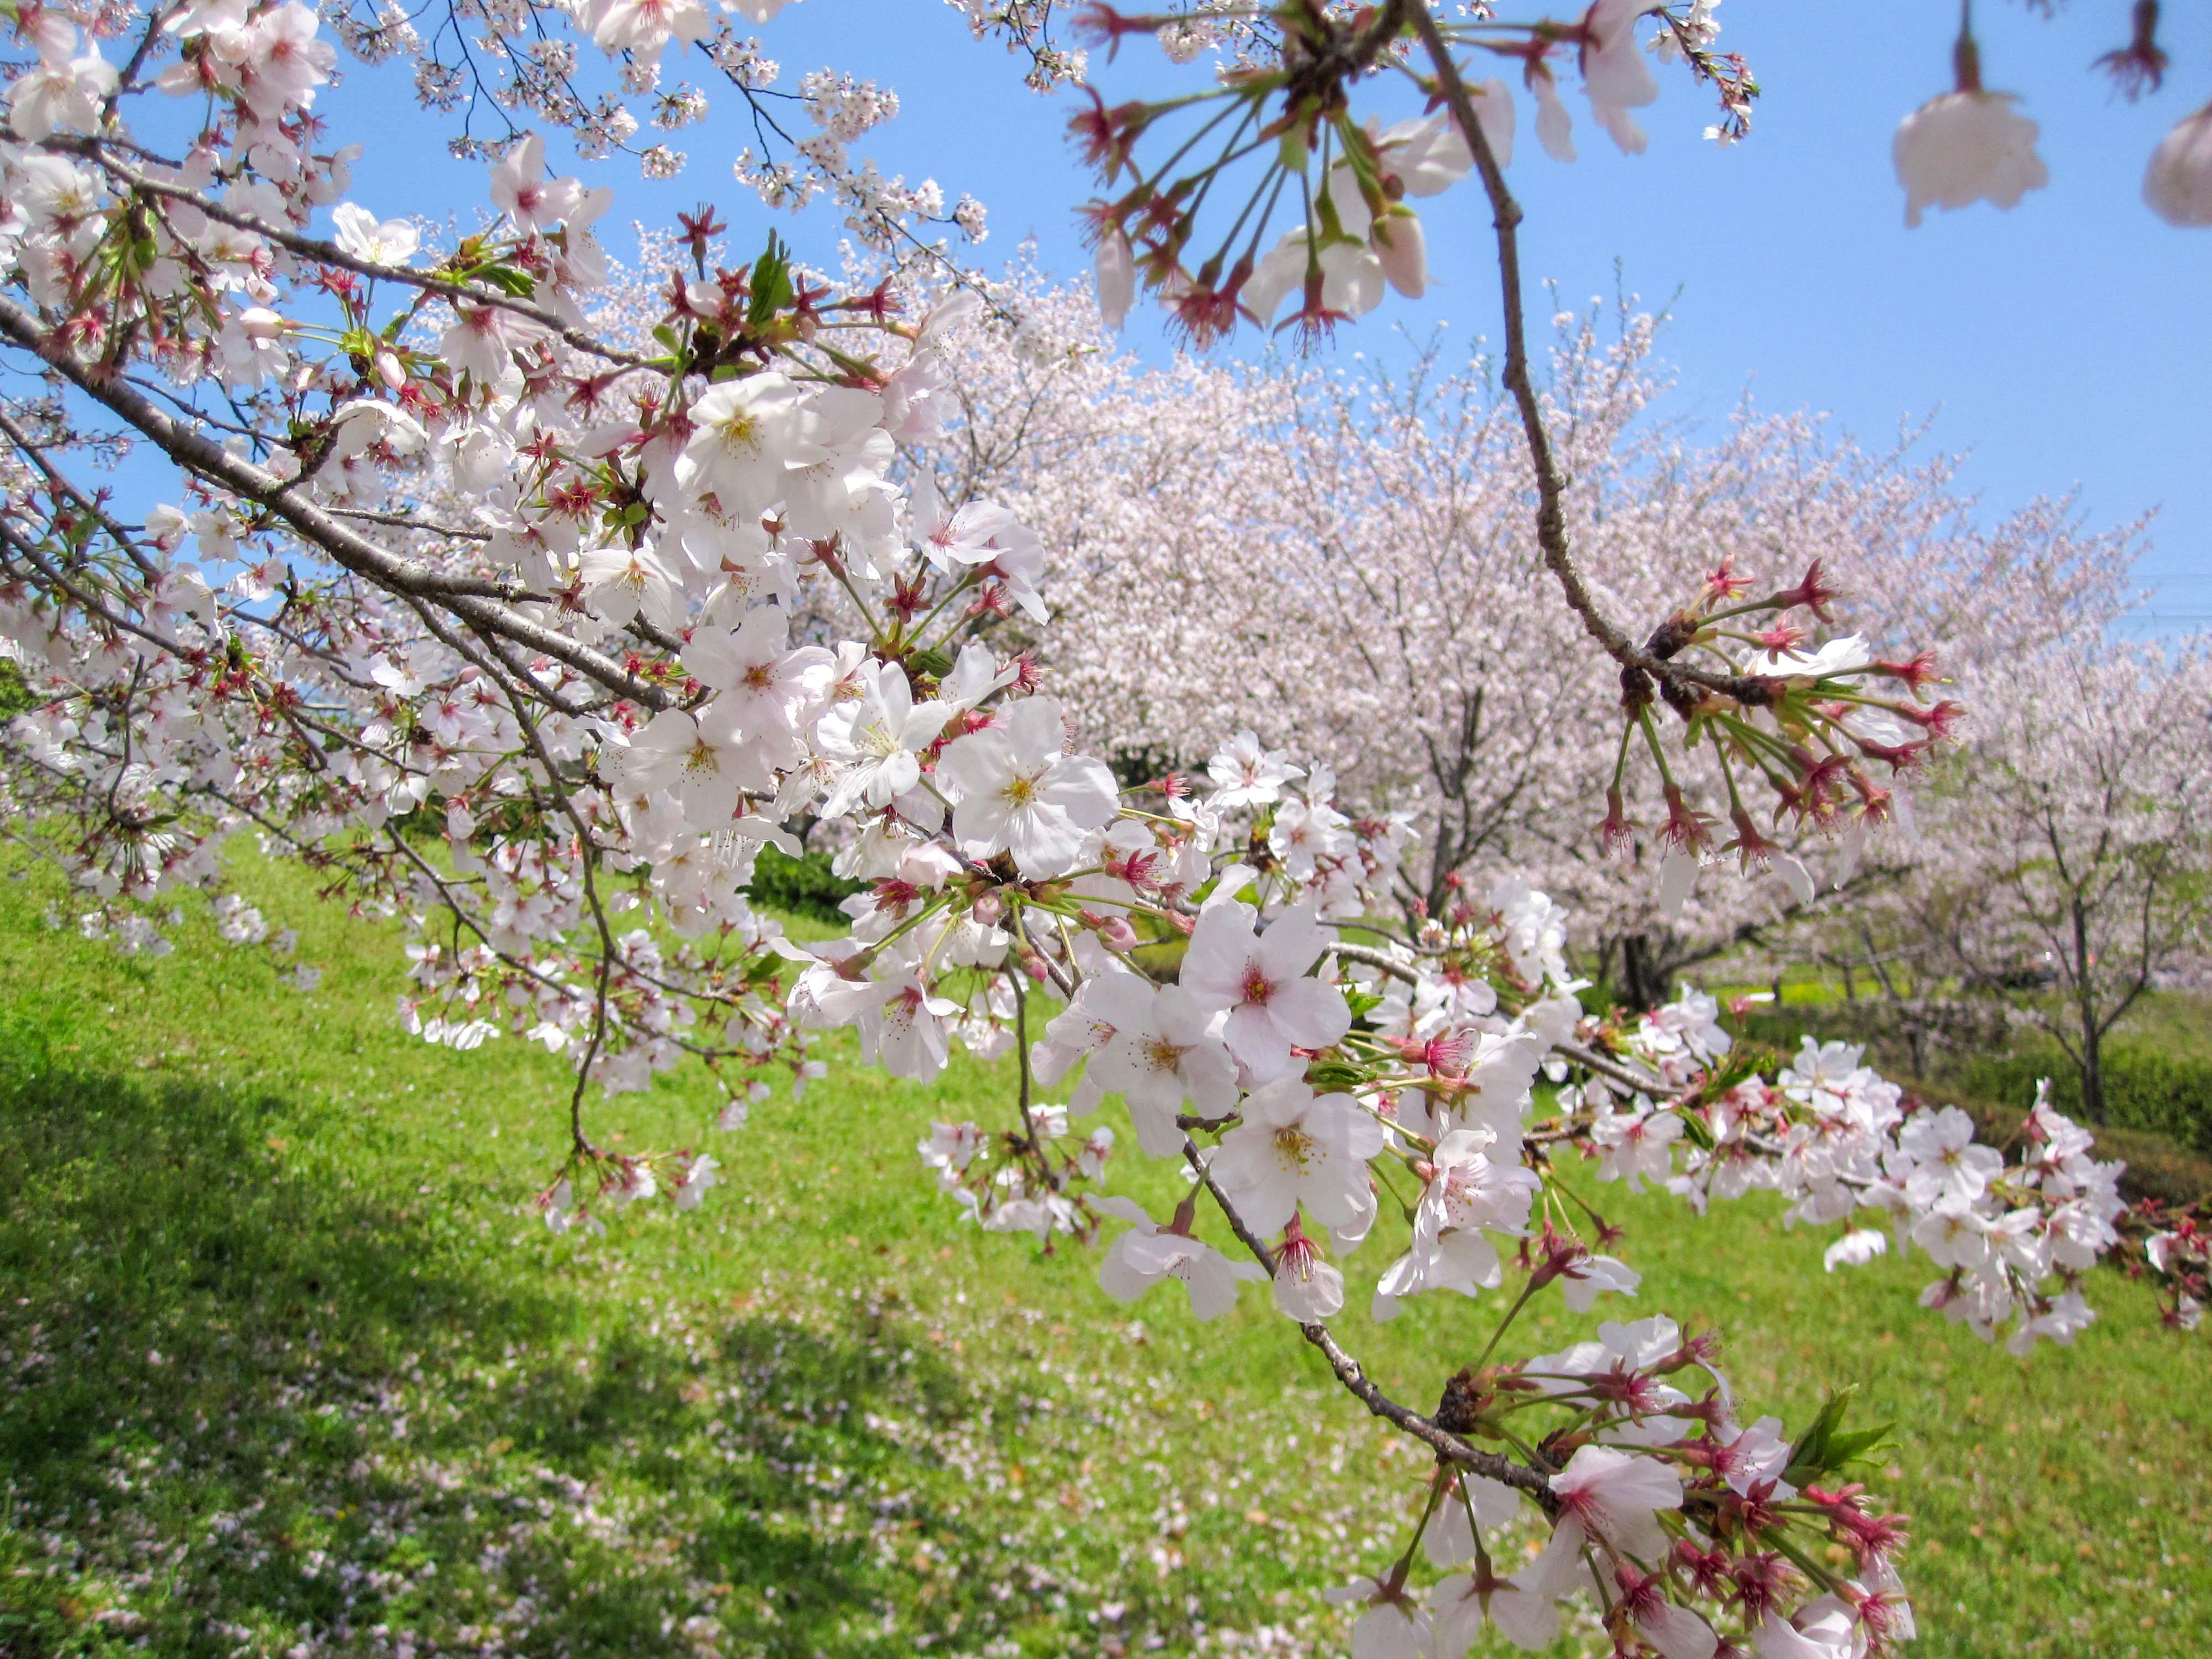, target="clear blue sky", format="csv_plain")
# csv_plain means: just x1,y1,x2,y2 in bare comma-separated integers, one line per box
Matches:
322,1,2210,628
